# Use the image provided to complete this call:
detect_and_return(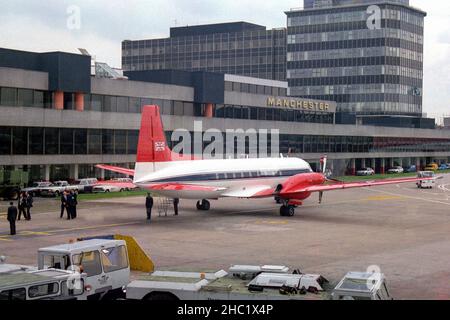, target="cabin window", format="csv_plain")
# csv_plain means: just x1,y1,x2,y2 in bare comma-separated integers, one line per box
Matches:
0,288,26,301
29,283,59,298
101,246,129,273
72,251,102,276
43,255,71,270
